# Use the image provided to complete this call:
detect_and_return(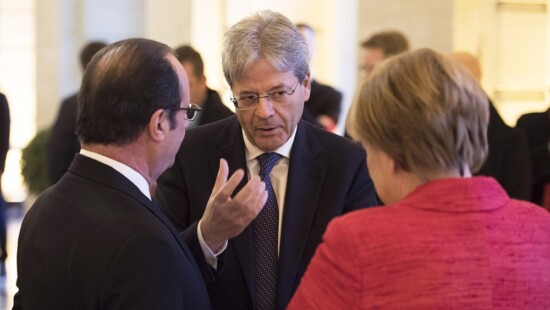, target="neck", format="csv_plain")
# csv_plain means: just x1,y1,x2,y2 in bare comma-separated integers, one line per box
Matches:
82,143,155,185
